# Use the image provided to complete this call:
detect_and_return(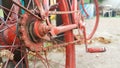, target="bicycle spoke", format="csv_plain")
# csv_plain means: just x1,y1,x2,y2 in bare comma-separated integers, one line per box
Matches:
14,54,26,68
